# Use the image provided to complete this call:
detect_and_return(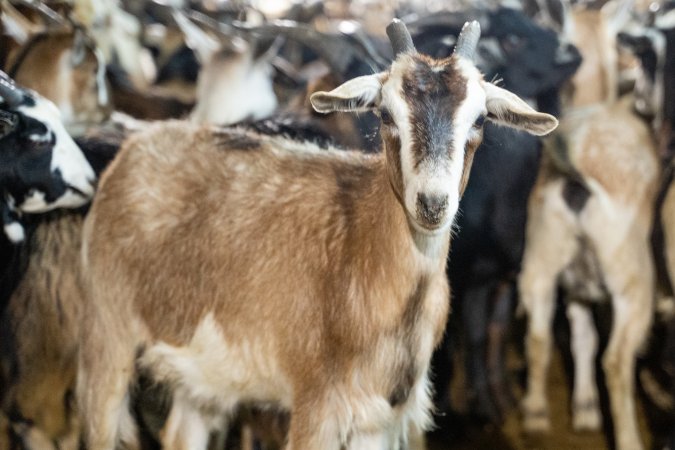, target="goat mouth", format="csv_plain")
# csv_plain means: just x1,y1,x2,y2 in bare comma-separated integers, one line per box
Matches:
410,217,450,236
